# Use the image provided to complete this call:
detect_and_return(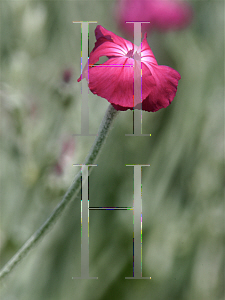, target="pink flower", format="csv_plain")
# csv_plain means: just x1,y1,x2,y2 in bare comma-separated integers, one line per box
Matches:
115,0,193,35
77,25,181,112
